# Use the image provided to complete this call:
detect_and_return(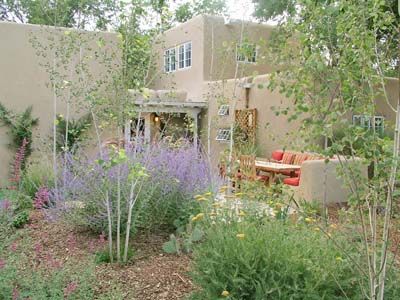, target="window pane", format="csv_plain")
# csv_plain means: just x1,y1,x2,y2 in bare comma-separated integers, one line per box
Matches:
237,43,257,62
374,116,384,133
185,42,192,67
164,50,170,72
170,48,176,71
179,45,185,69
